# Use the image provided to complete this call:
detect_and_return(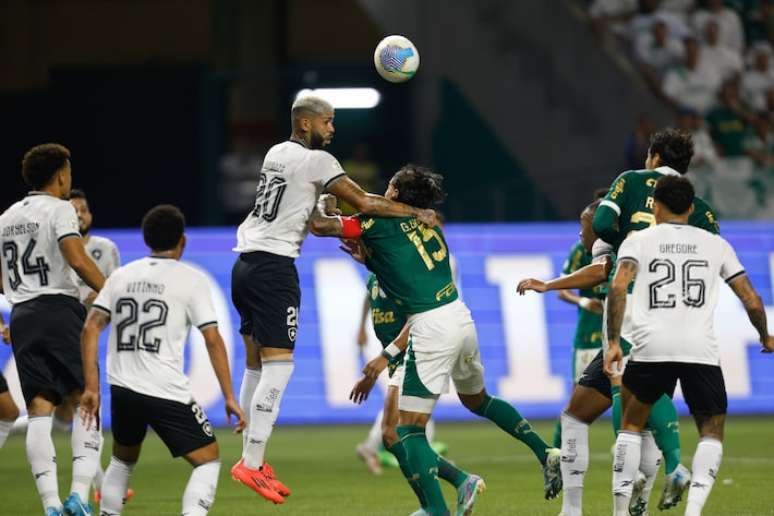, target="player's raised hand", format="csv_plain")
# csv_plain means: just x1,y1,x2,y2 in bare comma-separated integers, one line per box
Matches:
603,343,624,377
517,278,547,295
224,397,247,434
80,389,100,431
417,209,439,228
350,375,376,404
762,335,774,353
318,194,340,216
363,355,389,380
